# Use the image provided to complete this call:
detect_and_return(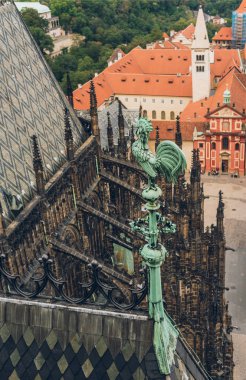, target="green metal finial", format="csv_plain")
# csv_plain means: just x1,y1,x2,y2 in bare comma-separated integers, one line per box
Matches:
130,117,187,375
